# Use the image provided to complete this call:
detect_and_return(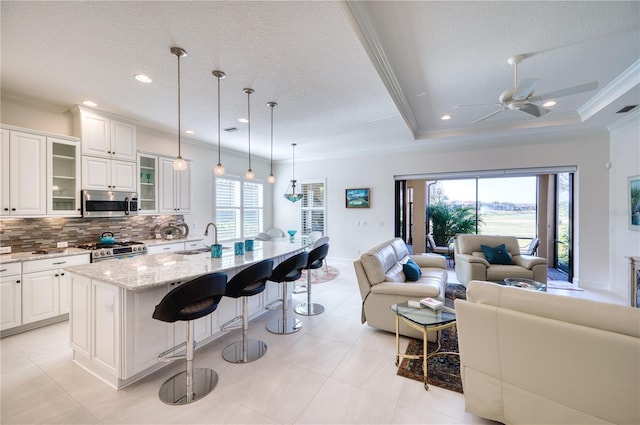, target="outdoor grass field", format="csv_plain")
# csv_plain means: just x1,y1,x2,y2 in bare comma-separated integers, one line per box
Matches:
478,211,536,240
